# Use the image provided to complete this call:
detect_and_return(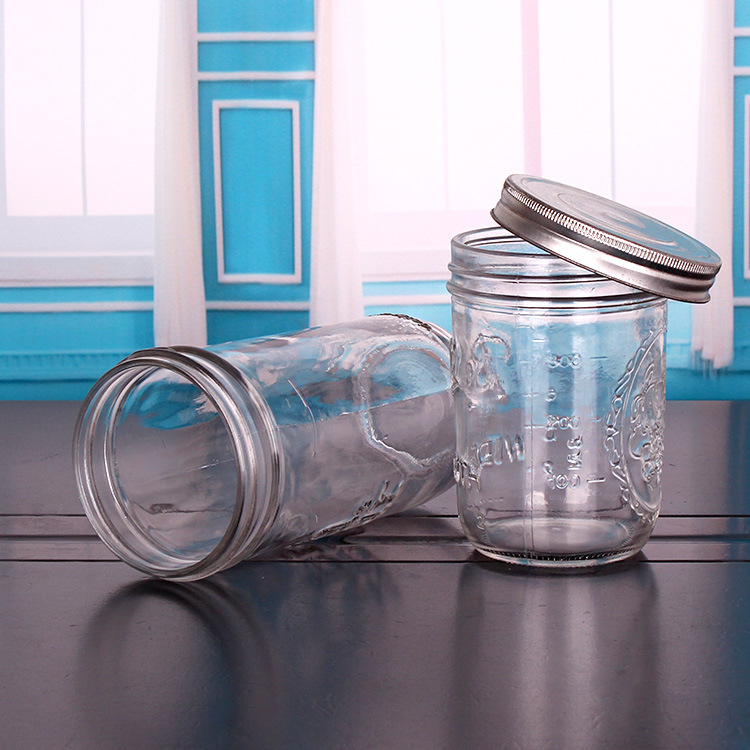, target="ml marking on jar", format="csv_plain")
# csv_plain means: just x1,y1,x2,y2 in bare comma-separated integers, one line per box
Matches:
543,413,581,443
547,353,582,369
546,414,581,431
